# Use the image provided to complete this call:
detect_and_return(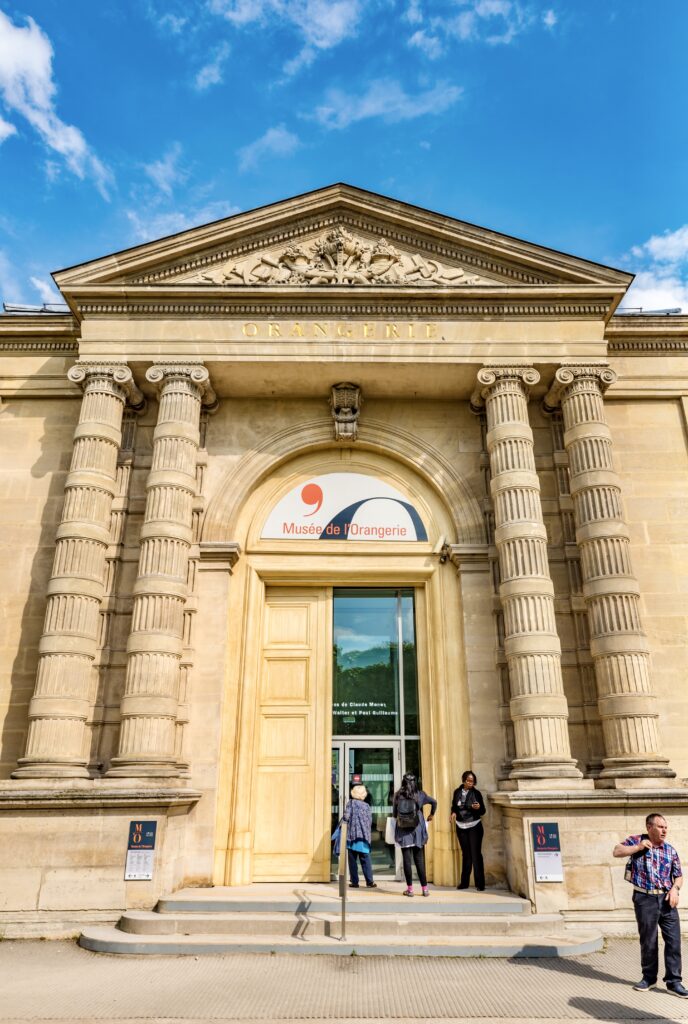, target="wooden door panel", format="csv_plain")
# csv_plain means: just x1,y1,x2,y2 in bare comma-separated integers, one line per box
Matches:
252,587,330,881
